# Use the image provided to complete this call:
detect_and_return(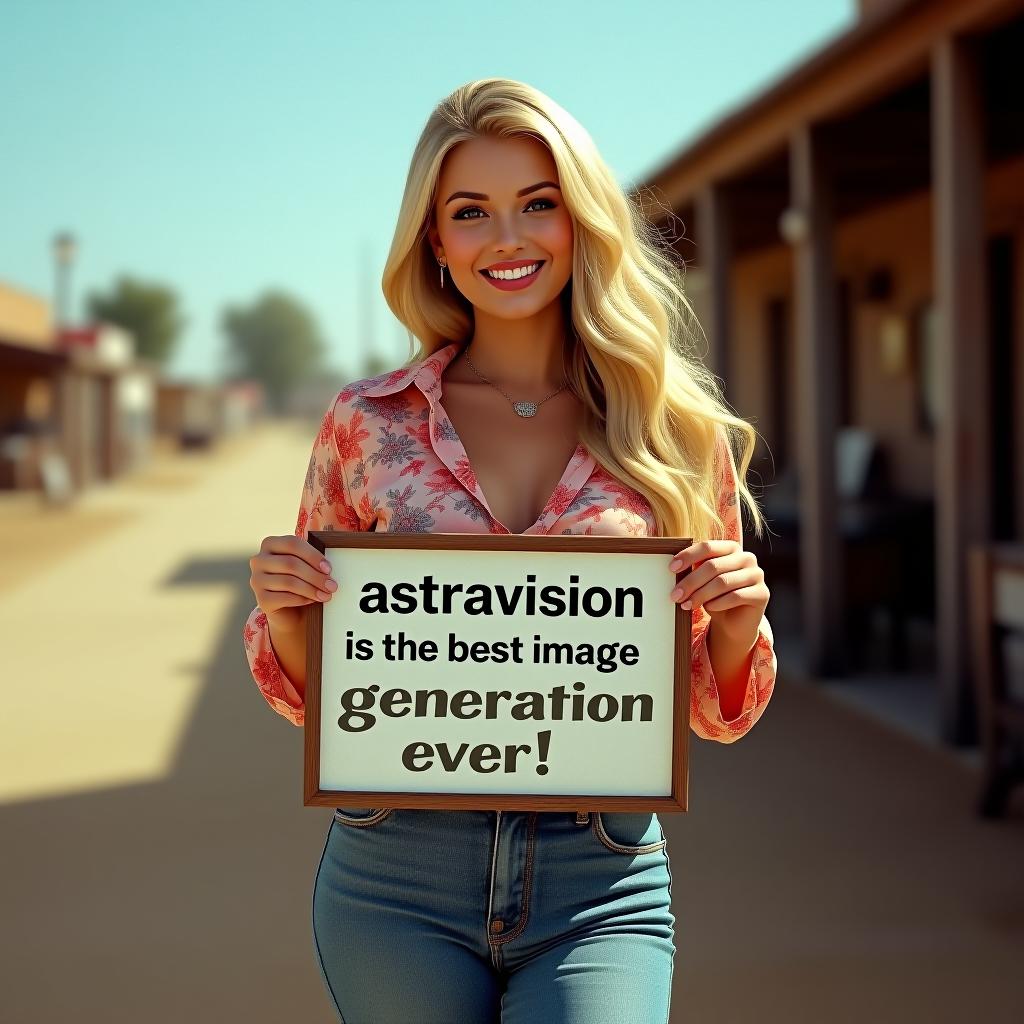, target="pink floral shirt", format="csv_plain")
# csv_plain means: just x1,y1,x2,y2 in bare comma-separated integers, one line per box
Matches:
242,340,776,741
